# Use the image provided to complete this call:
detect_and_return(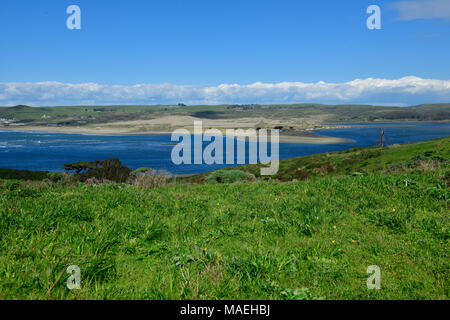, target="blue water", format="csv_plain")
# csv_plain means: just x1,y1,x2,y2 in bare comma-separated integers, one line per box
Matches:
0,122,449,174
